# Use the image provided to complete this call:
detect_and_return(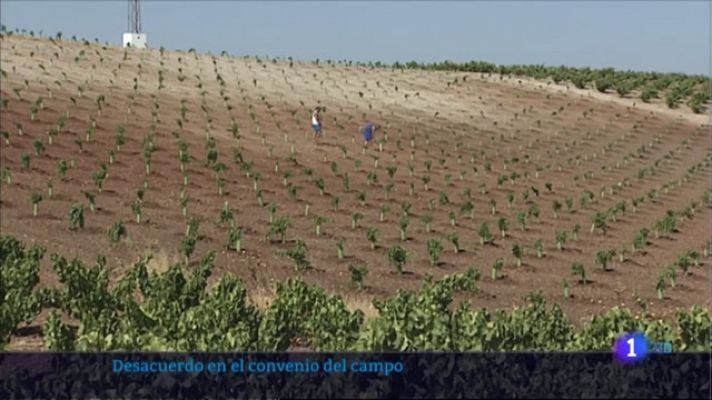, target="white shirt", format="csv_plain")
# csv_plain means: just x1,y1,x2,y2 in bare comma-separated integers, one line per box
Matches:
312,110,319,125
